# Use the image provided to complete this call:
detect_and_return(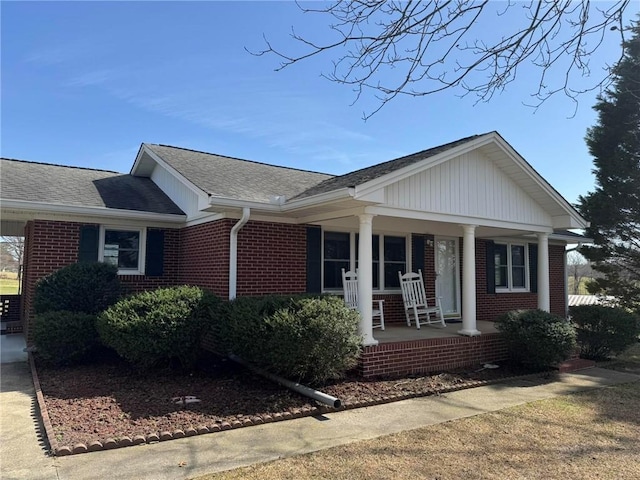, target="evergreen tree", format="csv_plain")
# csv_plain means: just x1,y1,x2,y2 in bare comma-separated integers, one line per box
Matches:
578,20,640,311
